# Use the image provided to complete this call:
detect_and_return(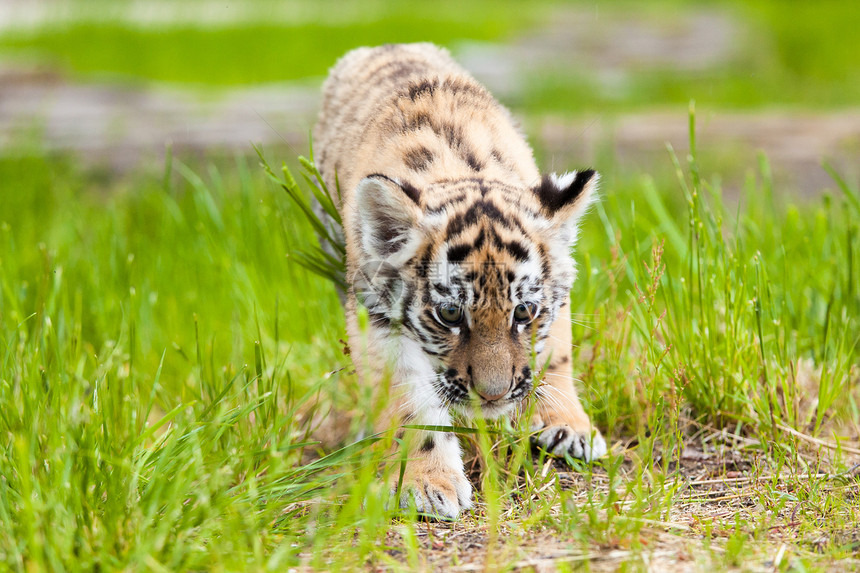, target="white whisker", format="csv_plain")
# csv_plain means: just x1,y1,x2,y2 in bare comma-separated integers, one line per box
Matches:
543,372,583,383
537,383,586,412
535,386,566,414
